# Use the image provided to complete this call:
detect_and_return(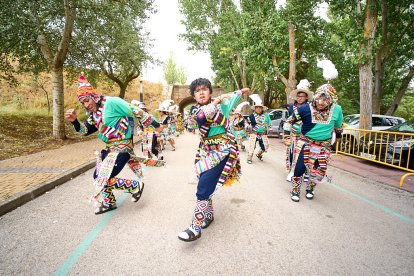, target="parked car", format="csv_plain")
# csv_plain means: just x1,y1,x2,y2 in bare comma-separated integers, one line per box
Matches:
358,119,414,169
341,114,405,152
267,109,289,137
